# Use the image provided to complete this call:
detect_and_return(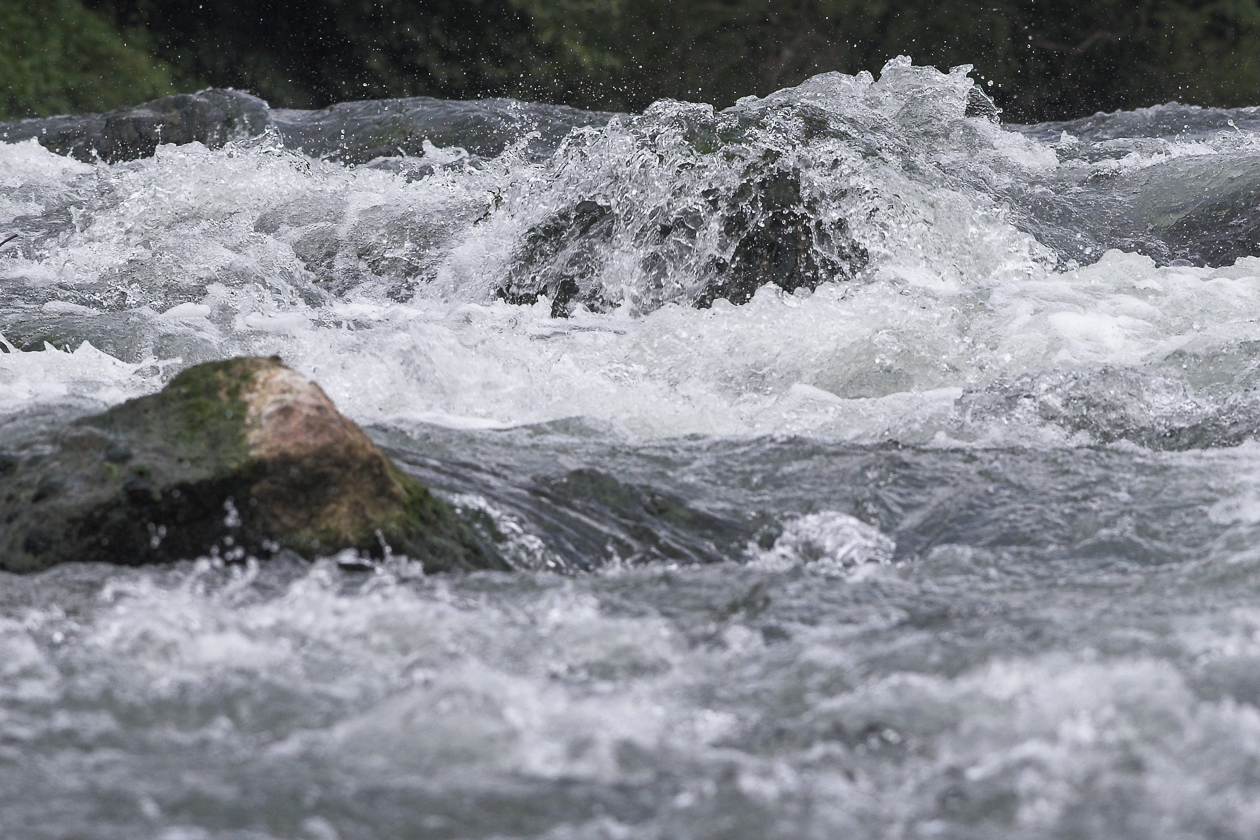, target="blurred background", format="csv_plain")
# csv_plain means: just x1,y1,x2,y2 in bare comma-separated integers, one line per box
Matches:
3,0,1260,124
